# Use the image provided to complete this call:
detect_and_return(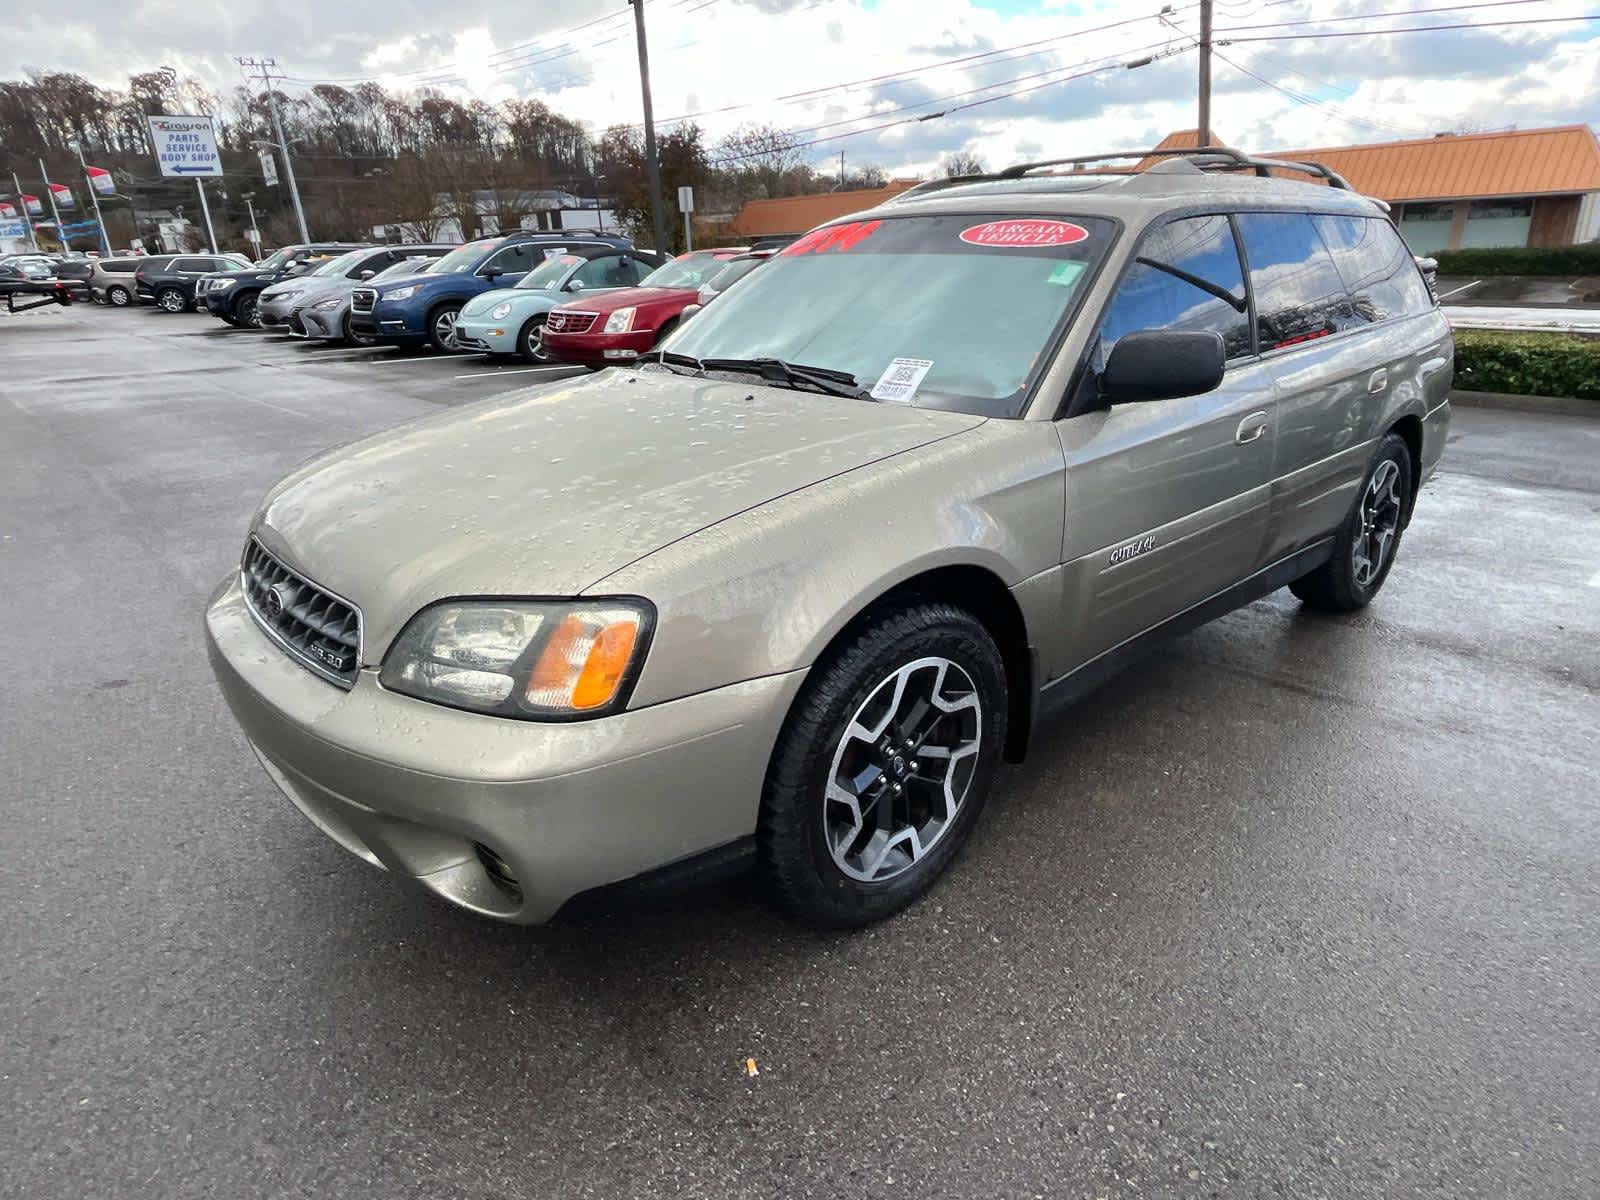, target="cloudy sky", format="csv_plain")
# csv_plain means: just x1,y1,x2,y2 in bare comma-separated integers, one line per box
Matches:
4,0,1598,174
